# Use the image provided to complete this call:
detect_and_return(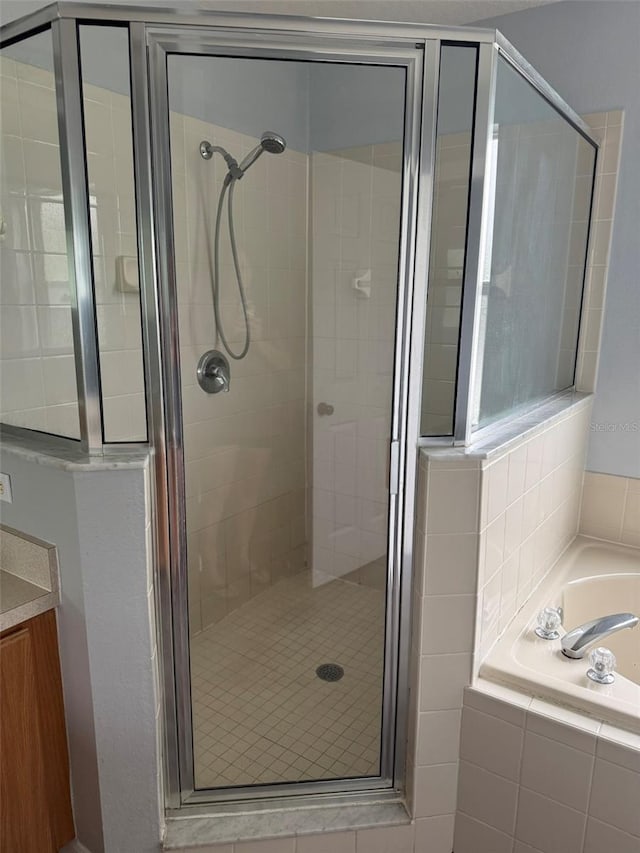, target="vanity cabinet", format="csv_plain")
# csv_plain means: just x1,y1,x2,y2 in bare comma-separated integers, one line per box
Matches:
0,610,74,852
